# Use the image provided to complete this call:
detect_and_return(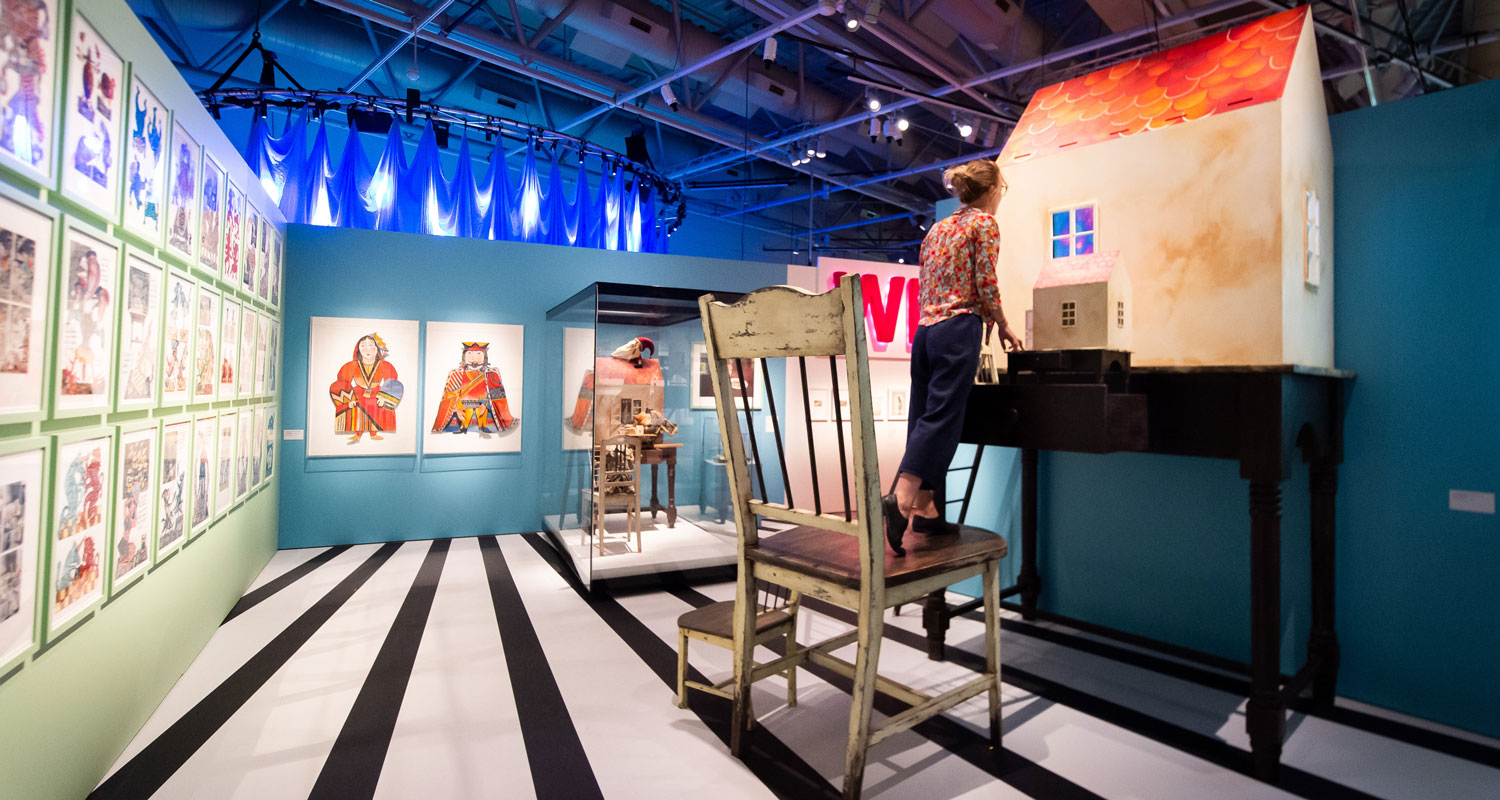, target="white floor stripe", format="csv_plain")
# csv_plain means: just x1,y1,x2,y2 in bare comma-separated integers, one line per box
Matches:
241,546,335,594
496,535,777,800
103,544,380,778
146,541,428,800
372,538,536,800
